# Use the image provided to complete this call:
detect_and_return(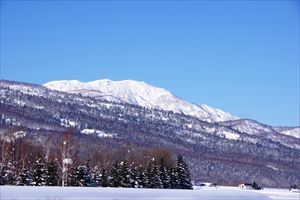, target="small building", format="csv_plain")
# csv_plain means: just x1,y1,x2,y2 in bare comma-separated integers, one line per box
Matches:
239,183,253,189
199,182,218,187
